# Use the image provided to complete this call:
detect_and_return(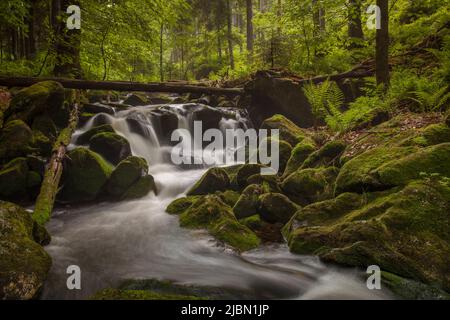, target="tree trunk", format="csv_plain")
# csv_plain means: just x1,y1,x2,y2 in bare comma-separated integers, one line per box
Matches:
376,0,390,88
348,0,364,44
226,0,235,70
246,0,254,53
159,22,164,82
53,0,82,78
